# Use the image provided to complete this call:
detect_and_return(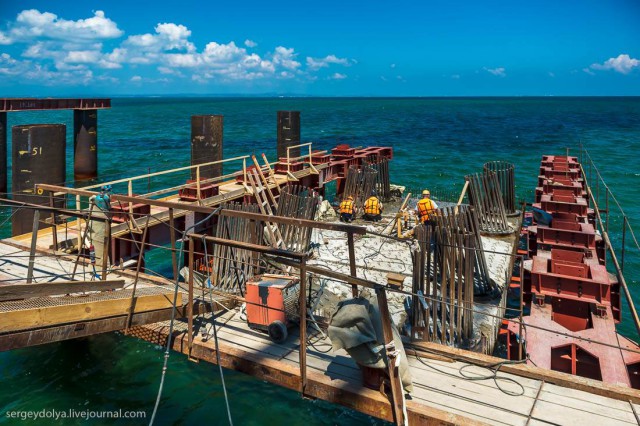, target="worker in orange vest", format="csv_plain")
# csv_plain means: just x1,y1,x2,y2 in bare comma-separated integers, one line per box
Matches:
416,189,438,226
363,192,383,222
339,195,356,222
